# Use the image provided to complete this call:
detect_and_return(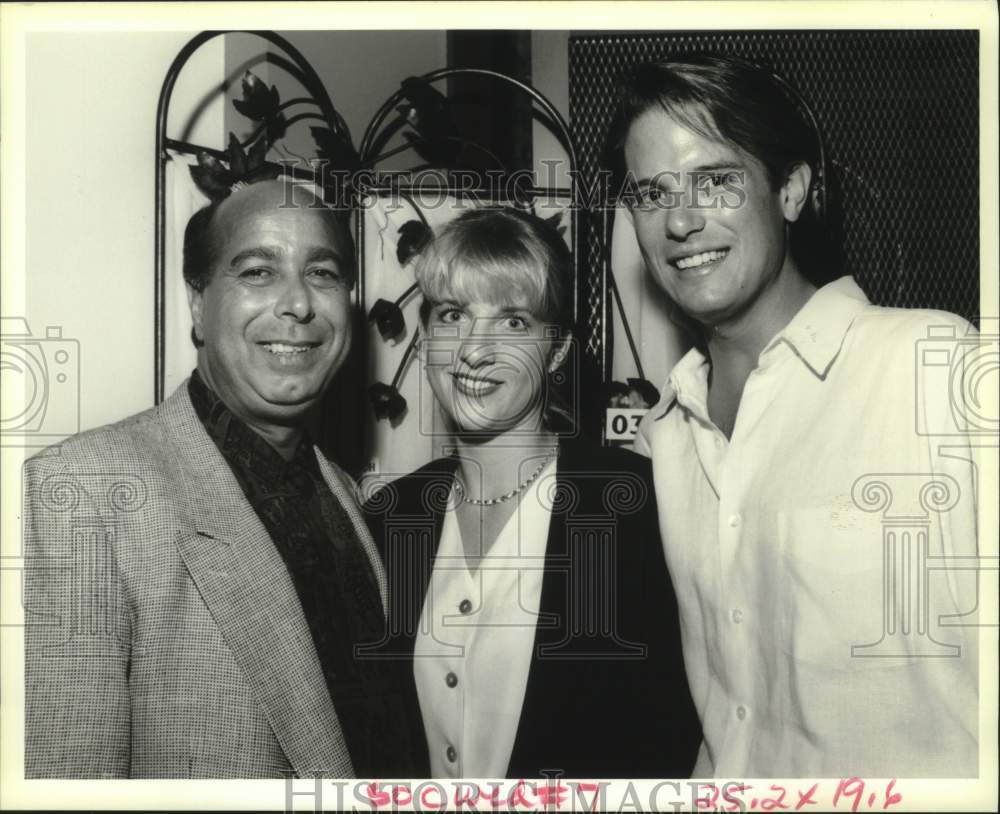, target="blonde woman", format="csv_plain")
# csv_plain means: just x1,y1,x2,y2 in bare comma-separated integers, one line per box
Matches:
364,207,699,779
